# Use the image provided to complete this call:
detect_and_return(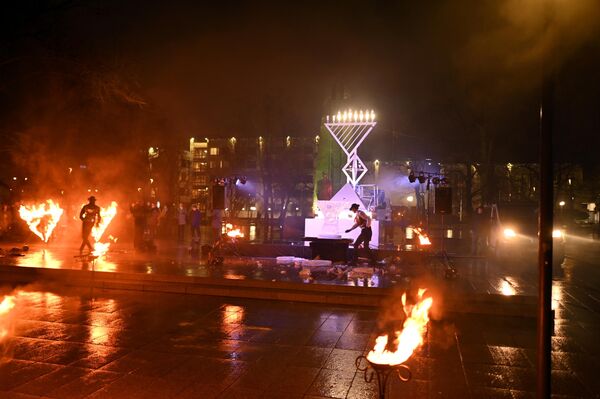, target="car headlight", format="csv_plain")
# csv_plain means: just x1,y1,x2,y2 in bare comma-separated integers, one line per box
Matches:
552,229,563,238
503,228,516,238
